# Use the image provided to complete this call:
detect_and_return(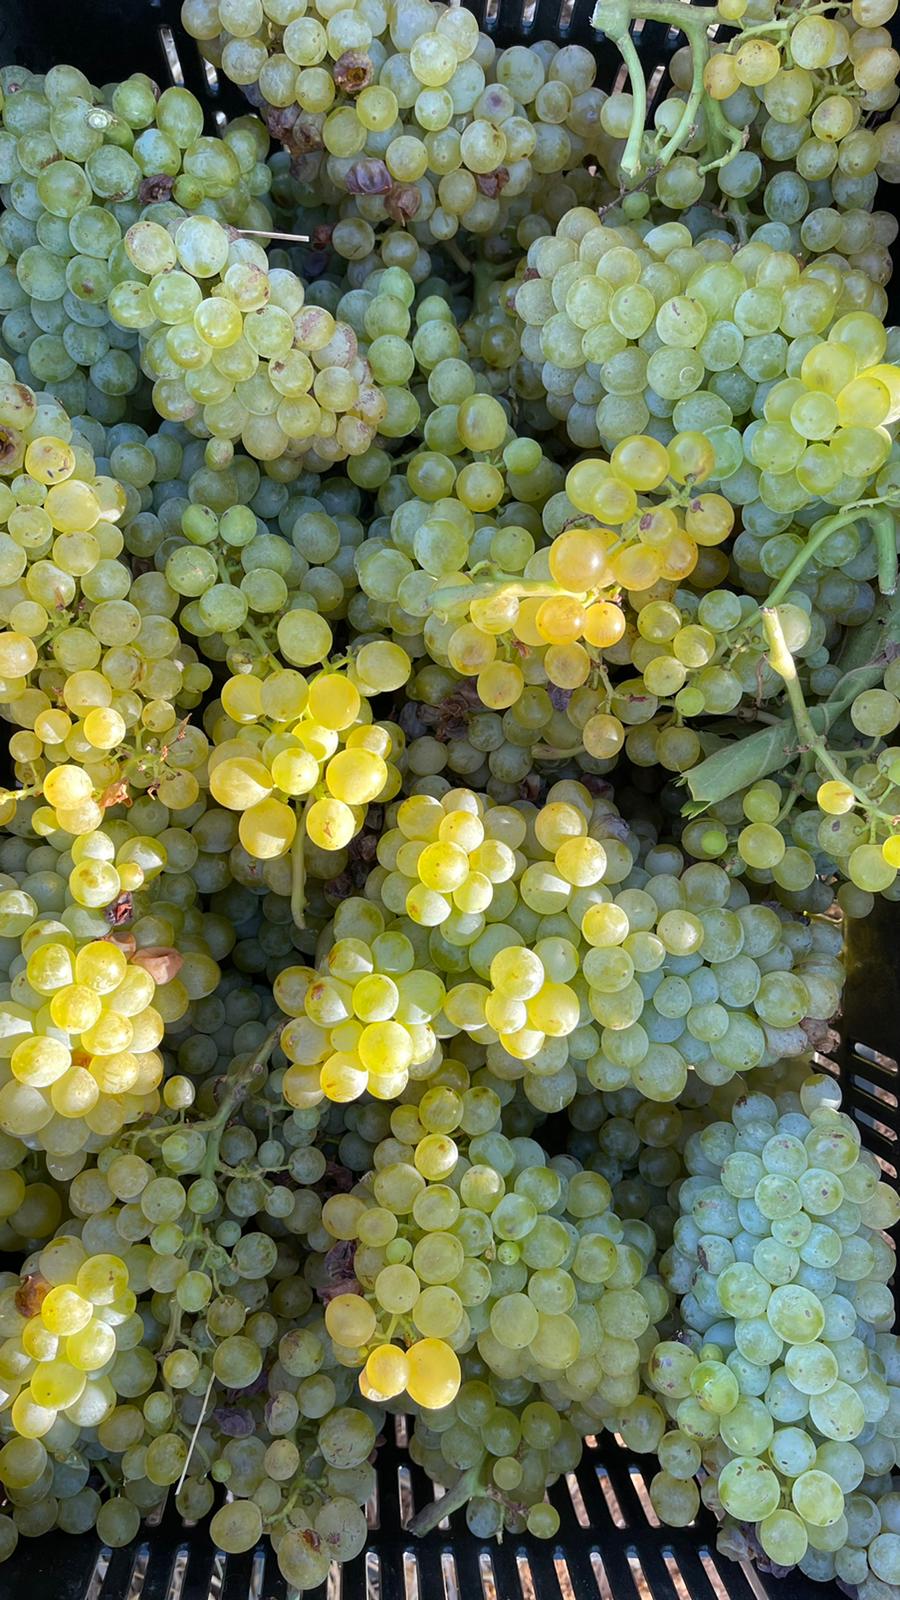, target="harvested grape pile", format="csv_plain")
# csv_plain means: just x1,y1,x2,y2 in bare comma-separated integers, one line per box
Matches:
1,0,900,1590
